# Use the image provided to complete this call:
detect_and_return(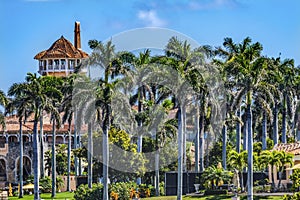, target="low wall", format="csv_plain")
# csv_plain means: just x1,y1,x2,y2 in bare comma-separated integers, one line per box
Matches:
61,175,76,192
